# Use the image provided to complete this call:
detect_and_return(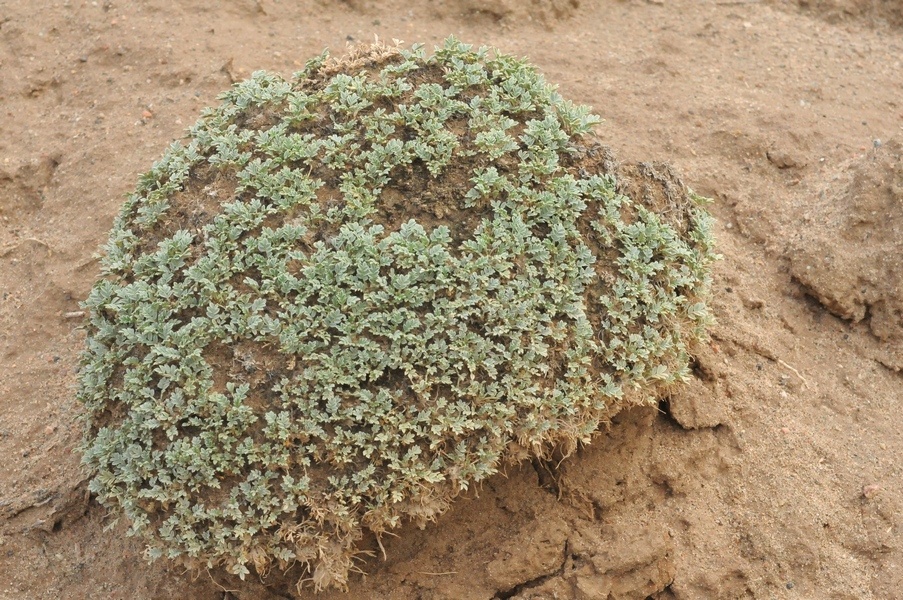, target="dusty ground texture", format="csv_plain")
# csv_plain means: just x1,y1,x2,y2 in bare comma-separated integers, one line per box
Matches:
1,0,901,599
